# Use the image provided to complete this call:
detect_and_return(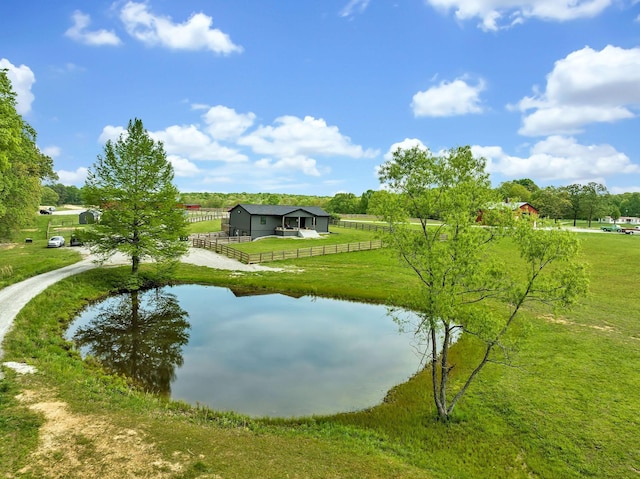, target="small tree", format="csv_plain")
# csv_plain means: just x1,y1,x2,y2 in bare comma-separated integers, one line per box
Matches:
83,118,188,281
375,146,588,420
